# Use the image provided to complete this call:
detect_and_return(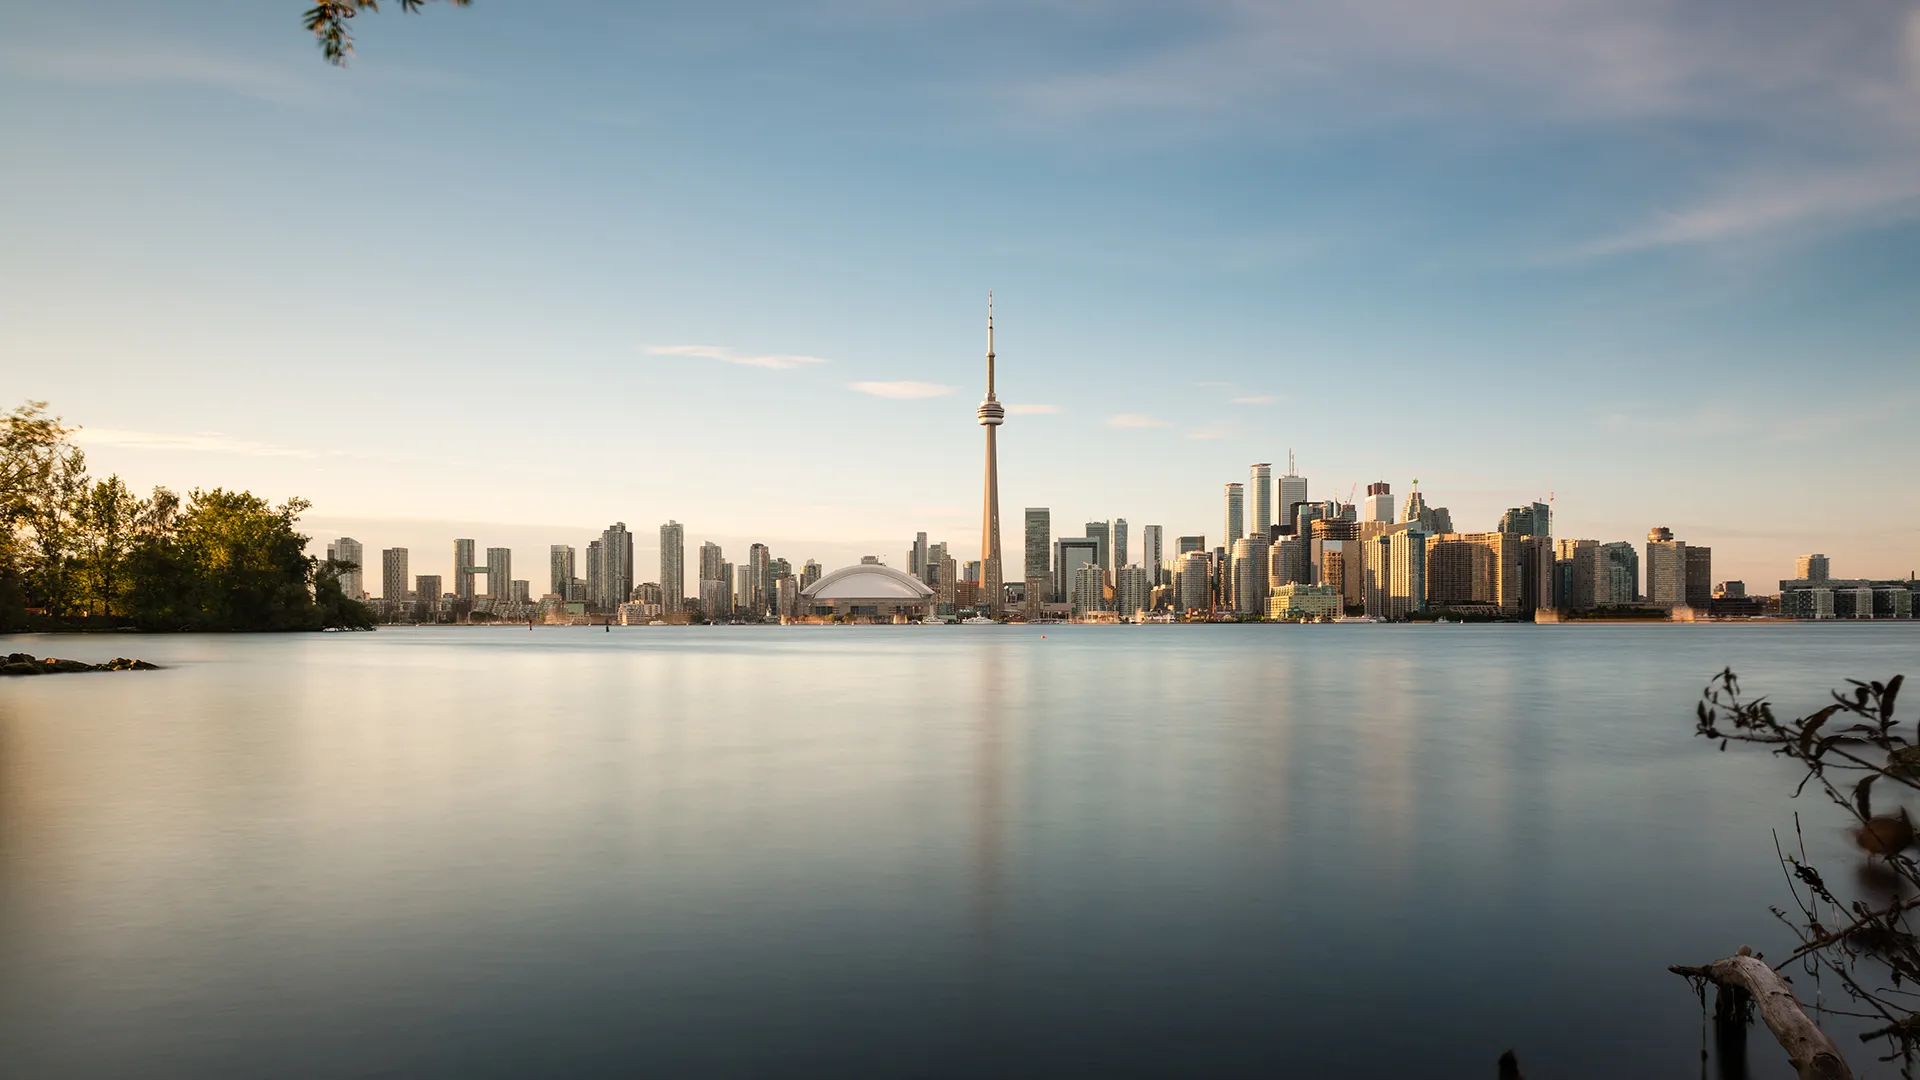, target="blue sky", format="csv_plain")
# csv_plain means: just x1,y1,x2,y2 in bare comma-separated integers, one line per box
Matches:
3,0,1918,589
